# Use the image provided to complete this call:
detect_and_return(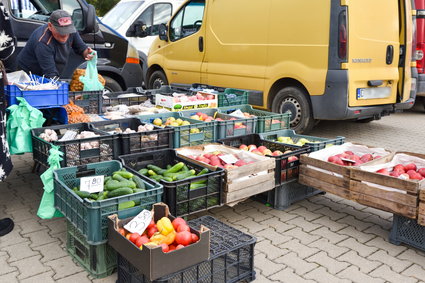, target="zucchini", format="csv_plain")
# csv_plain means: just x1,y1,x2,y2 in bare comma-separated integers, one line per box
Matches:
75,191,91,198
118,201,136,210
132,175,146,190
108,187,133,198
112,174,127,182
147,165,166,175
138,168,149,176
165,162,184,174
113,171,134,179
